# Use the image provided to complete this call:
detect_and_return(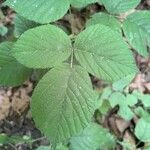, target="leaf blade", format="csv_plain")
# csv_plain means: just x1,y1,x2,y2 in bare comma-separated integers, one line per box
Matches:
4,0,70,23
0,42,31,86
13,25,72,69
123,11,150,57
74,24,137,82
31,64,97,144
